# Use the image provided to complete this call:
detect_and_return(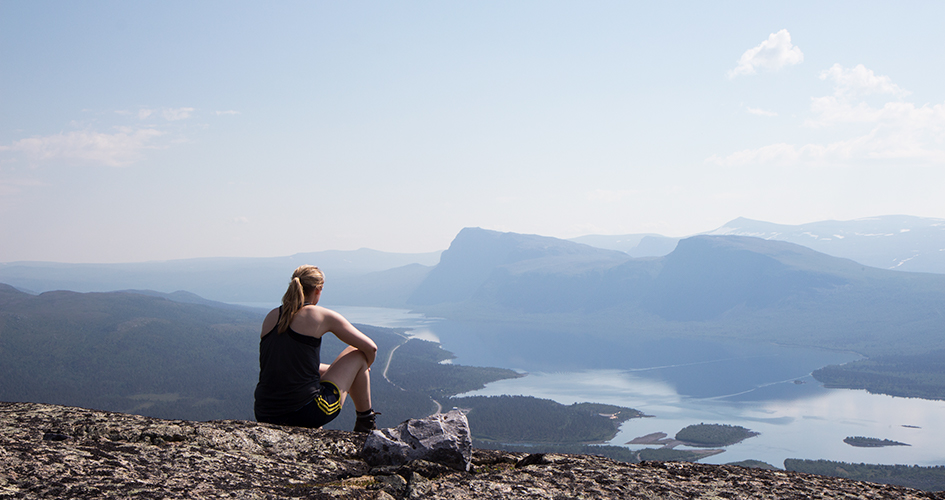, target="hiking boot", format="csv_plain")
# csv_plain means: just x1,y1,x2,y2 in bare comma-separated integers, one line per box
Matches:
353,410,380,433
